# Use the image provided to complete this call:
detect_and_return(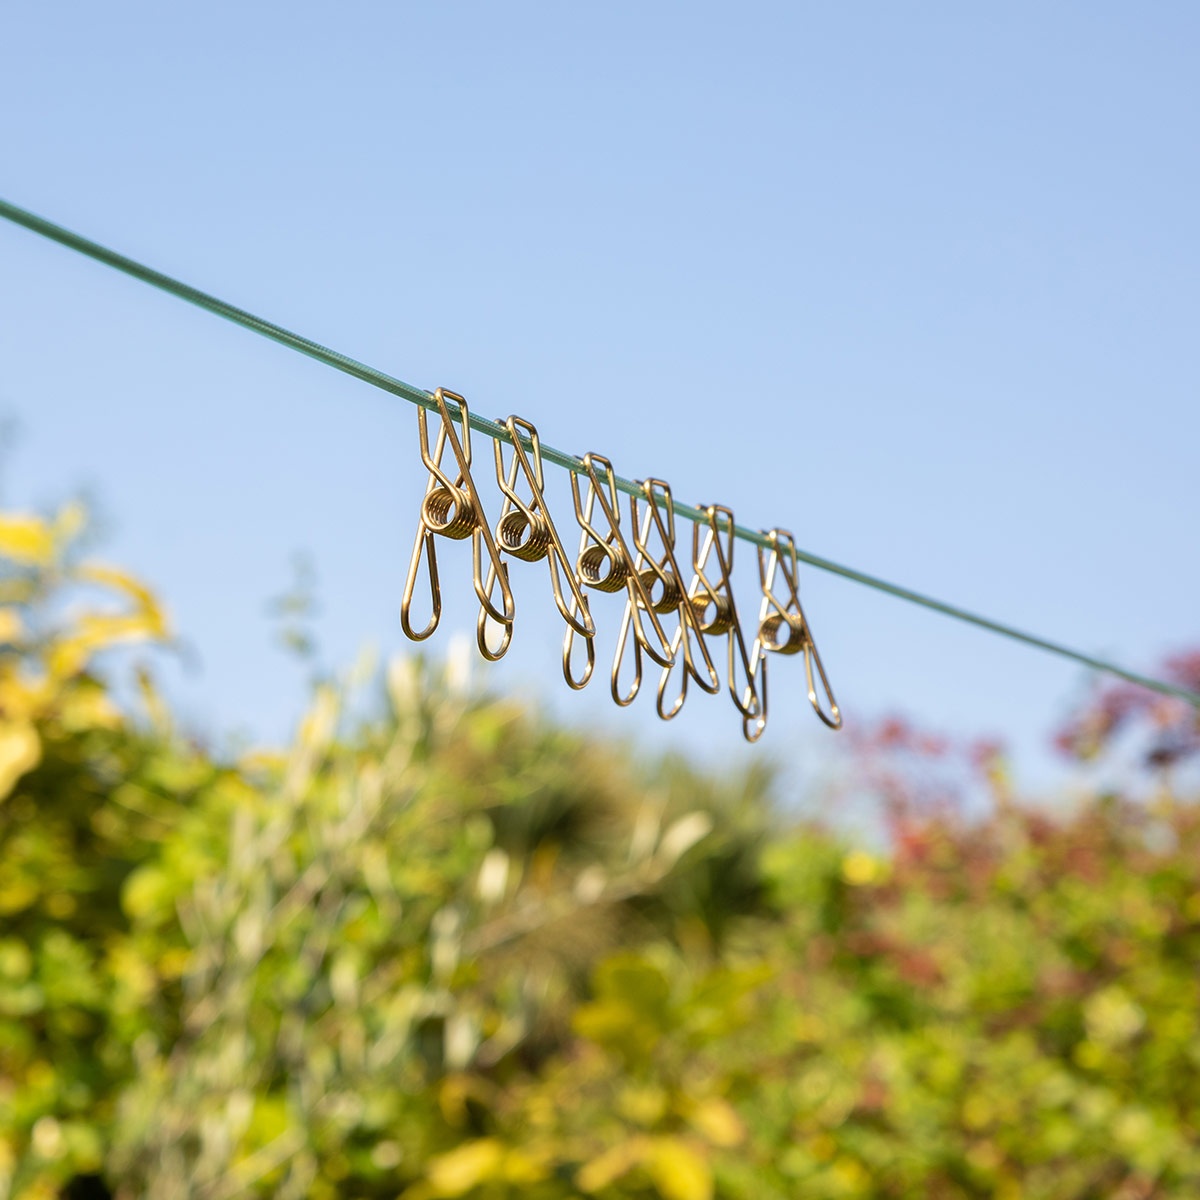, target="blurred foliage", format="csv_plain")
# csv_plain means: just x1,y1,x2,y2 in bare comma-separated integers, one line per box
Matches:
1055,653,1200,777
2,506,1200,1199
